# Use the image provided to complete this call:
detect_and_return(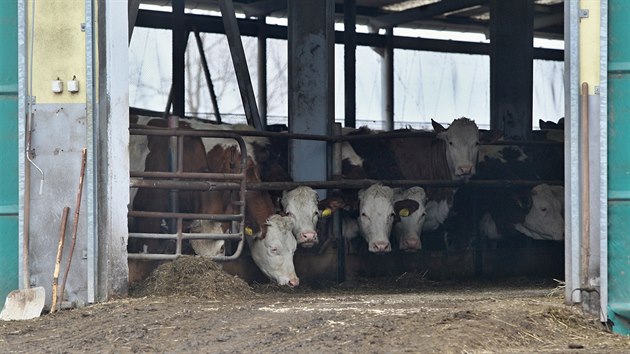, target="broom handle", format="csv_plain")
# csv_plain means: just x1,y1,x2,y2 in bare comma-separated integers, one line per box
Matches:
51,206,70,313
58,148,87,307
